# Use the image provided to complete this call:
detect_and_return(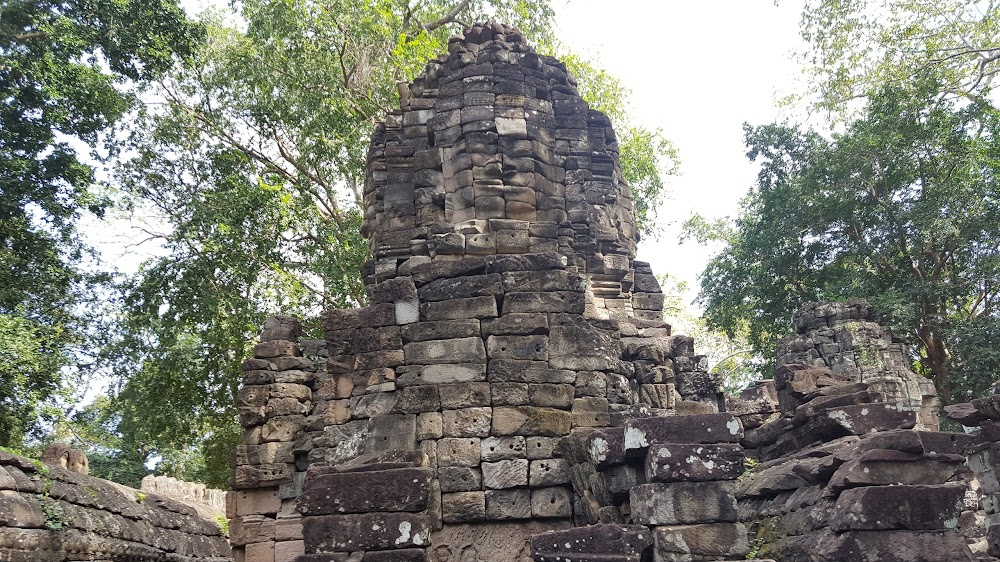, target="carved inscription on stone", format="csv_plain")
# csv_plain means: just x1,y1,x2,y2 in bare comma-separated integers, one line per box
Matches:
463,92,496,106
429,521,570,562
496,95,526,107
